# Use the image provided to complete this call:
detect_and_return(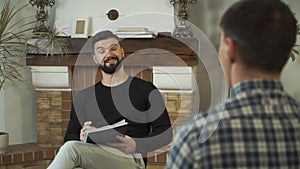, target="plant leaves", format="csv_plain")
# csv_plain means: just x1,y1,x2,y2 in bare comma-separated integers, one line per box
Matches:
0,0,35,89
